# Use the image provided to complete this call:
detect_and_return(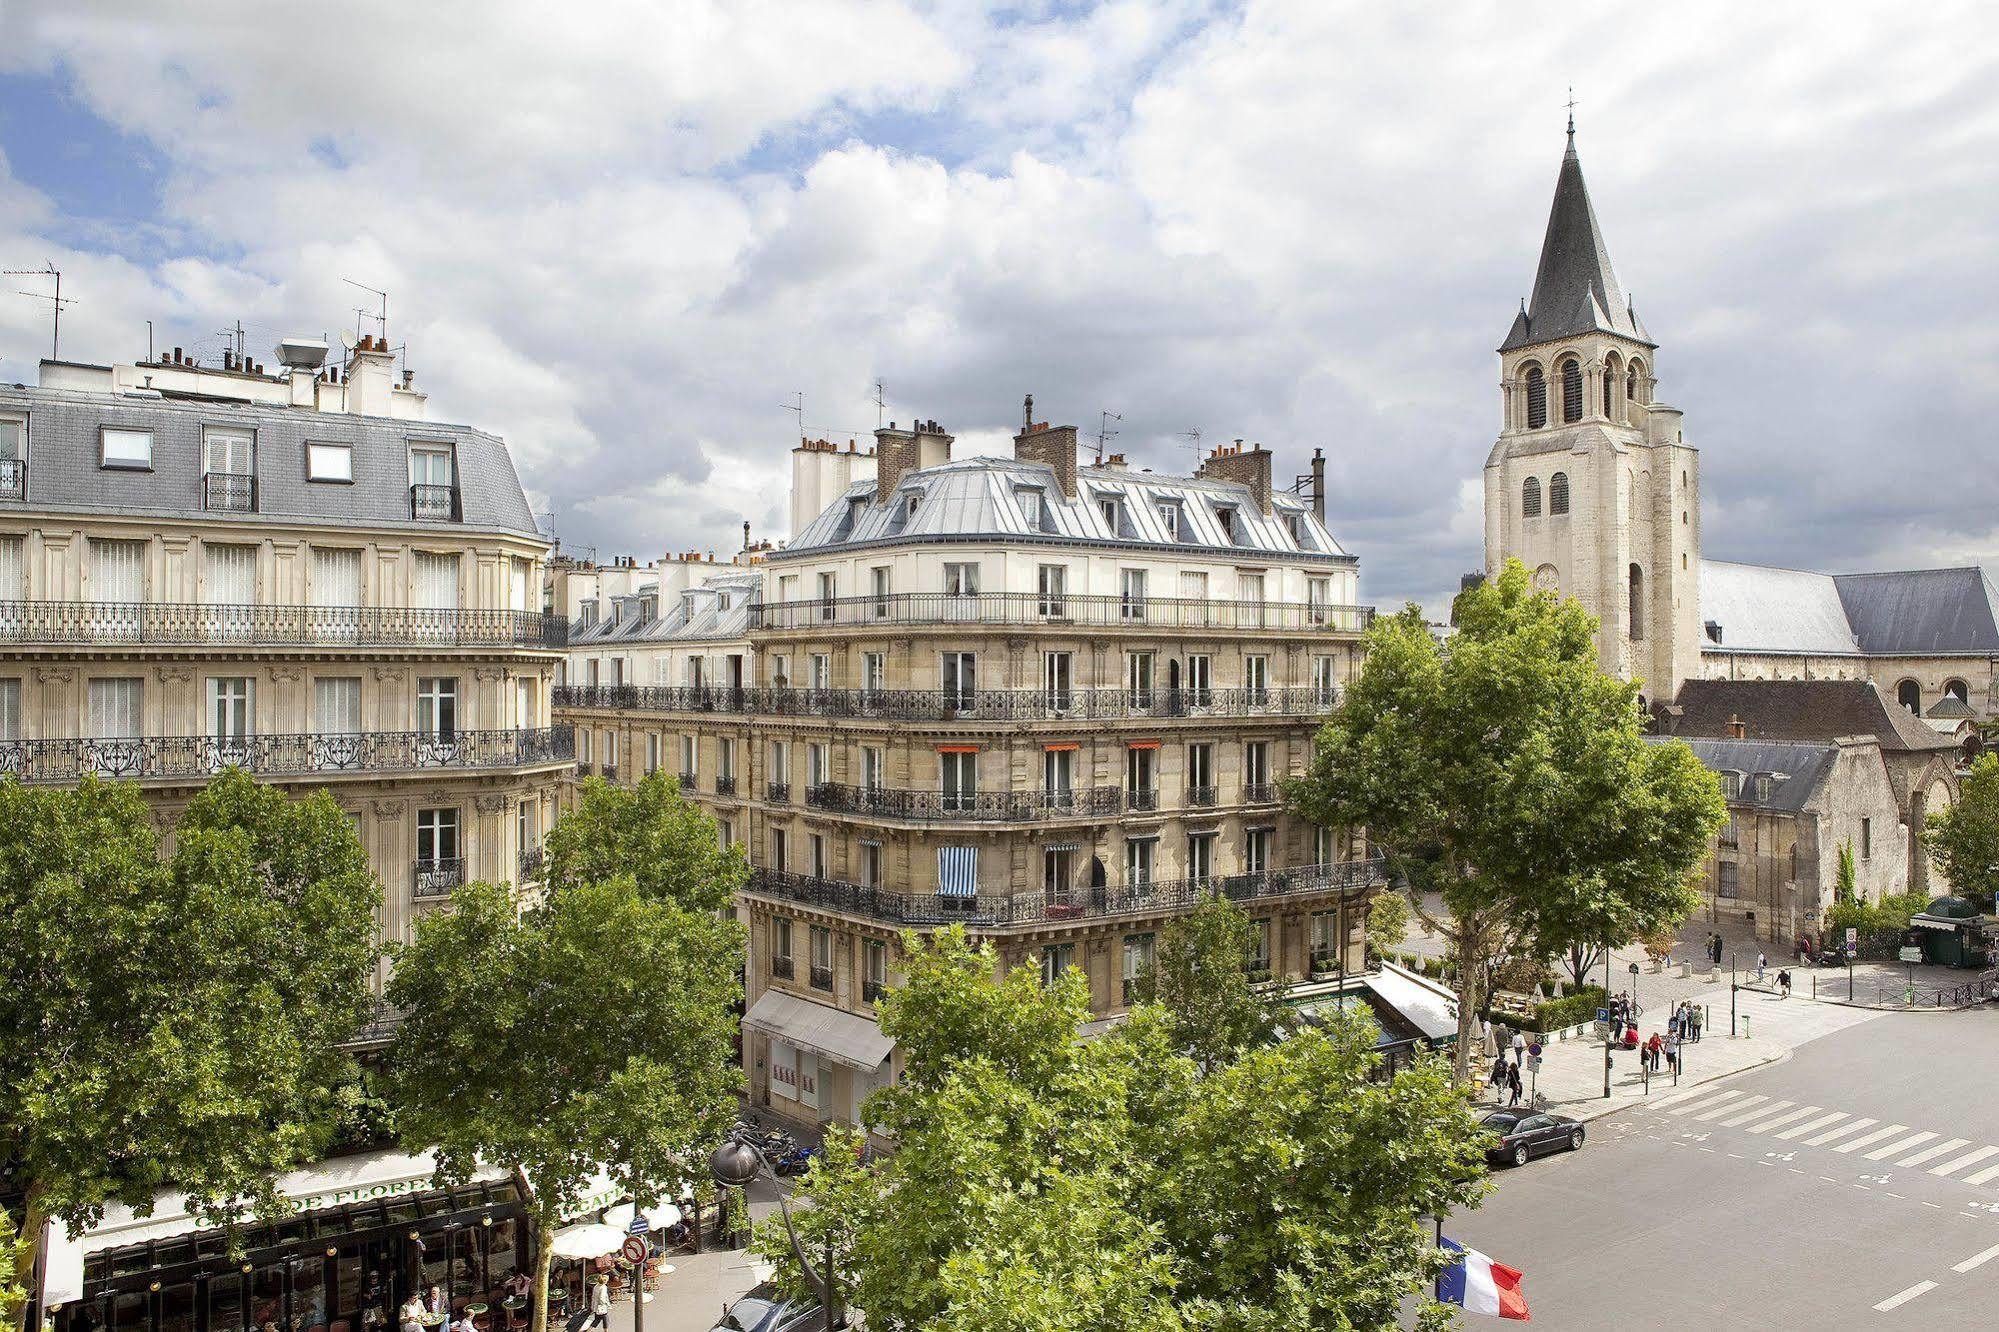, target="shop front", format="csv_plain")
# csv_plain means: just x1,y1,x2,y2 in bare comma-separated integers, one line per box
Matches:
743,989,894,1134
38,1152,523,1332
